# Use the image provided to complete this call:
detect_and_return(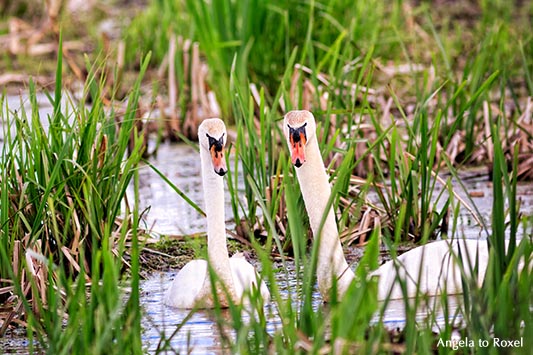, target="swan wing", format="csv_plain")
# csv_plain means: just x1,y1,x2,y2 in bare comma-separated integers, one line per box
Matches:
374,240,491,300
164,259,207,308
229,257,270,303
